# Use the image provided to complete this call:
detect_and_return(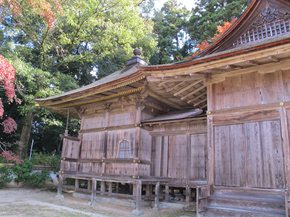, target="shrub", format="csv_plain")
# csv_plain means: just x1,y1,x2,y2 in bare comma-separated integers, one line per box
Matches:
29,169,53,187
12,159,34,184
0,164,13,188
